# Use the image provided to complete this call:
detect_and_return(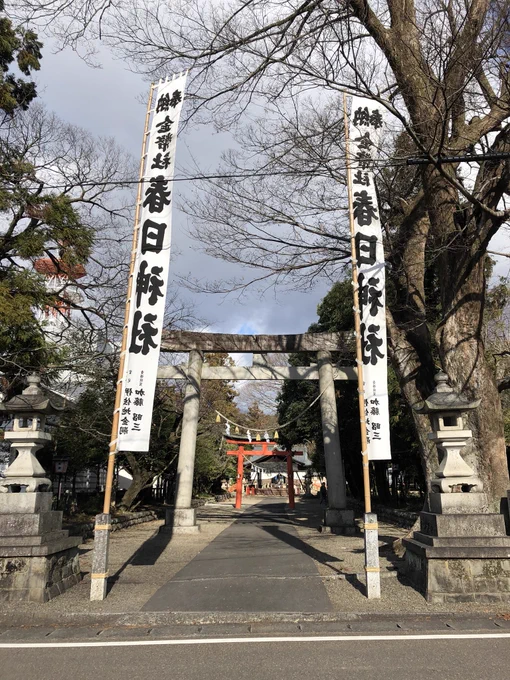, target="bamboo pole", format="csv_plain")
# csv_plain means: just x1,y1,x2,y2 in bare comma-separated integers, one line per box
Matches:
90,83,155,601
343,93,381,598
